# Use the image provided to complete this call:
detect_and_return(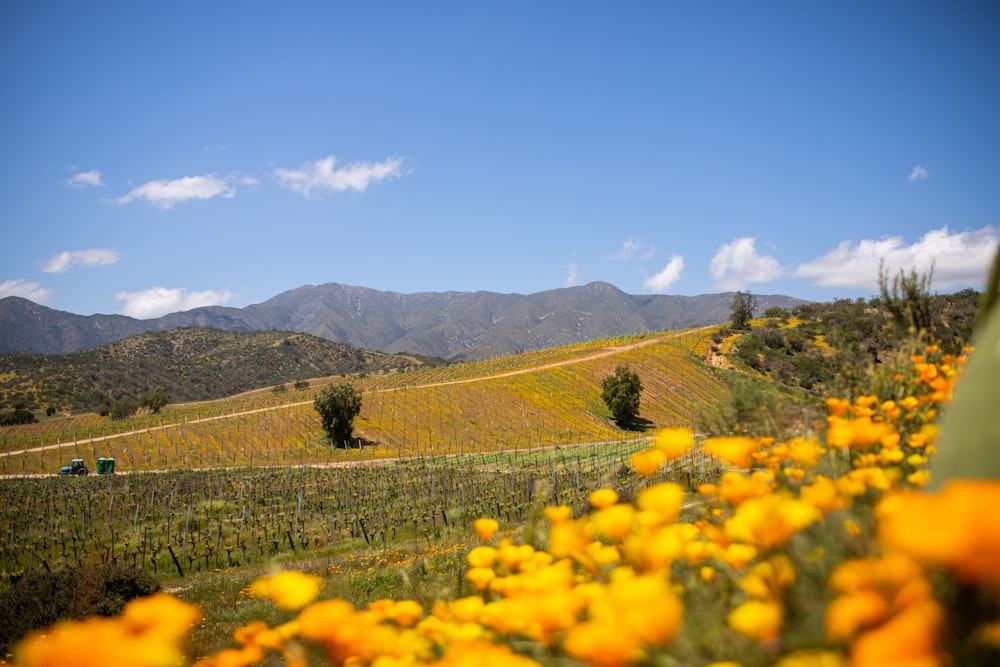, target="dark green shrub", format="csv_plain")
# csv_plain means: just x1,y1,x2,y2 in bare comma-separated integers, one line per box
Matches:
0,409,36,426
0,565,159,654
